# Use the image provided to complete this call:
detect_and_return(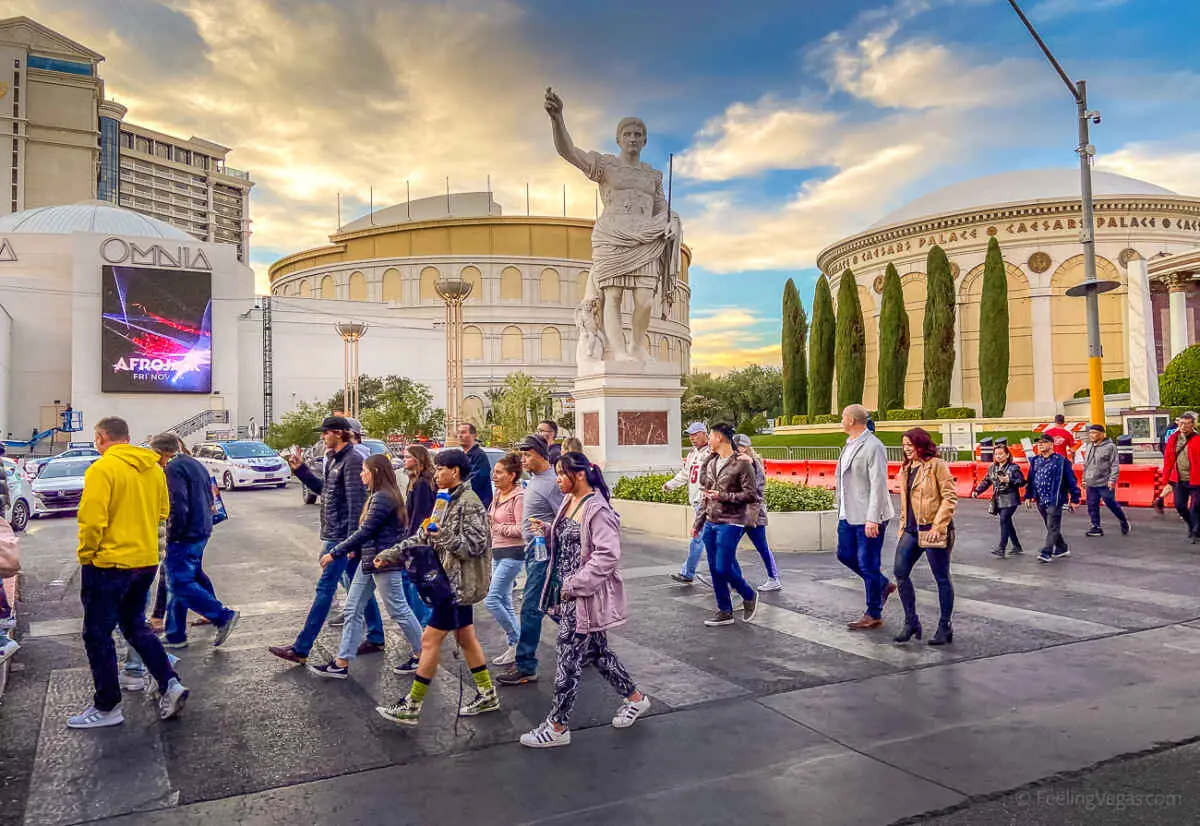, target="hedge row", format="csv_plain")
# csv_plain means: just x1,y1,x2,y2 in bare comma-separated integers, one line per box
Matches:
613,474,835,512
